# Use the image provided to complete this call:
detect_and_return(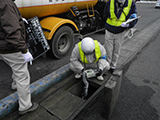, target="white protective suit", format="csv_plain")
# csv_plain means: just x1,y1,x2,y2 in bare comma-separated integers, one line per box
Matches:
70,41,110,74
